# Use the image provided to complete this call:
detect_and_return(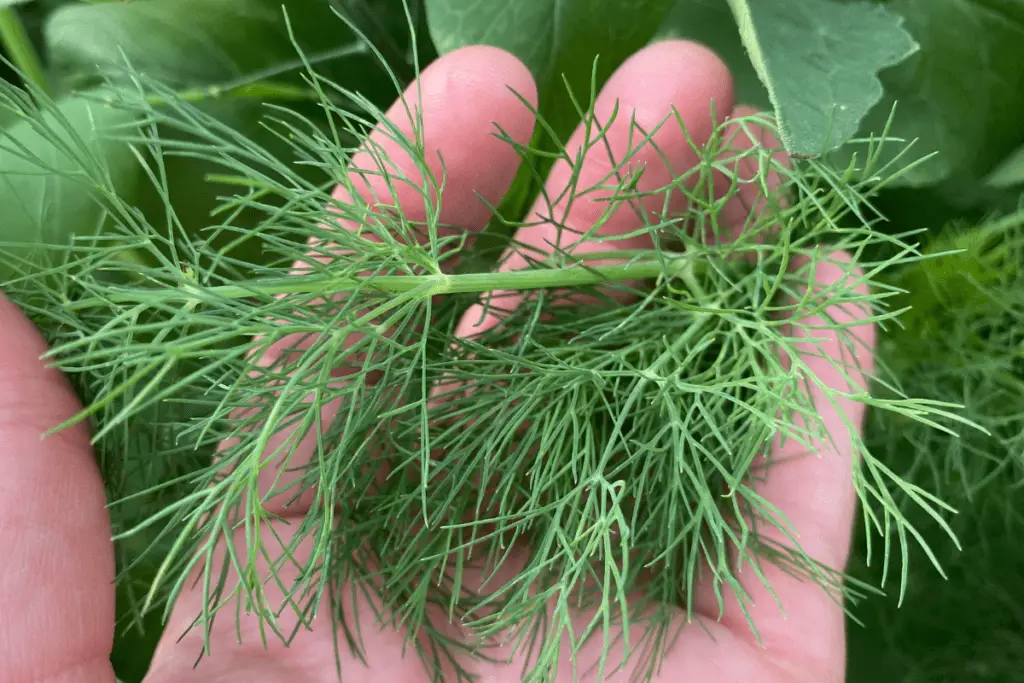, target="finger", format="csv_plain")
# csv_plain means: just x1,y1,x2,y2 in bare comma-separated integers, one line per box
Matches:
454,39,735,337
698,249,875,681
232,45,538,515
763,251,875,569
150,47,538,679
0,294,116,683
711,105,790,247
315,44,539,266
